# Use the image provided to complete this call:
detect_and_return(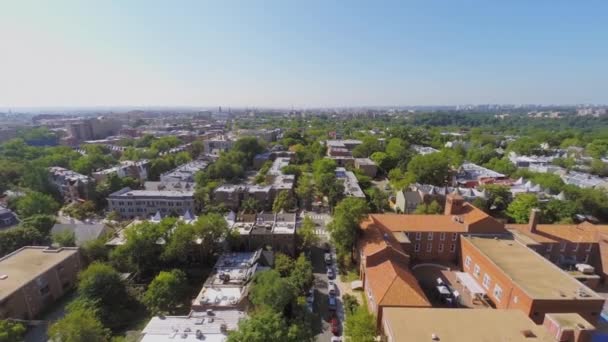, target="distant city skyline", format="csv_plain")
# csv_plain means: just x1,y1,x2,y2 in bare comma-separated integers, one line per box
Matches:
1,1,607,107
